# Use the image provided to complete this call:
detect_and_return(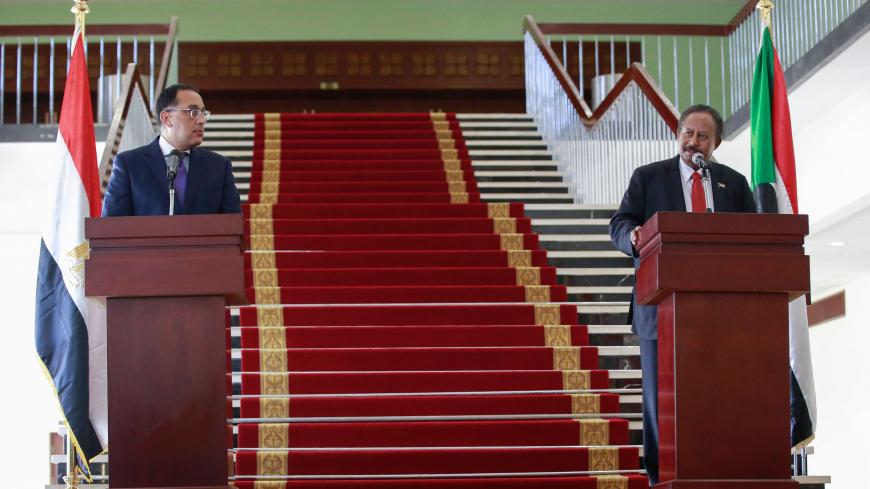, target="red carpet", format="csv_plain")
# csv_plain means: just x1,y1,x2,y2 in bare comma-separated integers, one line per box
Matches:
227,112,643,486
235,446,639,475
238,346,598,372
238,393,620,418
233,476,649,489
253,139,467,150
246,192,482,204
259,233,539,251
242,203,524,219
244,217,530,235
238,324,588,348
245,284,568,304
249,169,477,182
236,370,610,395
246,160,474,172
236,419,630,448
249,181,479,194
238,304,580,326
243,250,550,269
244,267,556,286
